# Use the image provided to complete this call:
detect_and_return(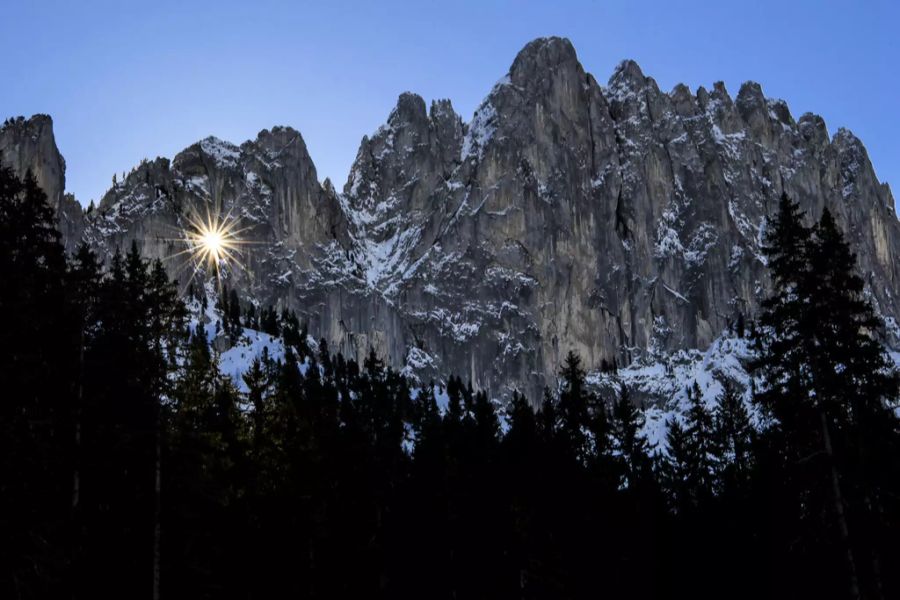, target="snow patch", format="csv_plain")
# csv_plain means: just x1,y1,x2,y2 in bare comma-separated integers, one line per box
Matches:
461,101,498,161
218,328,286,391
199,136,241,168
